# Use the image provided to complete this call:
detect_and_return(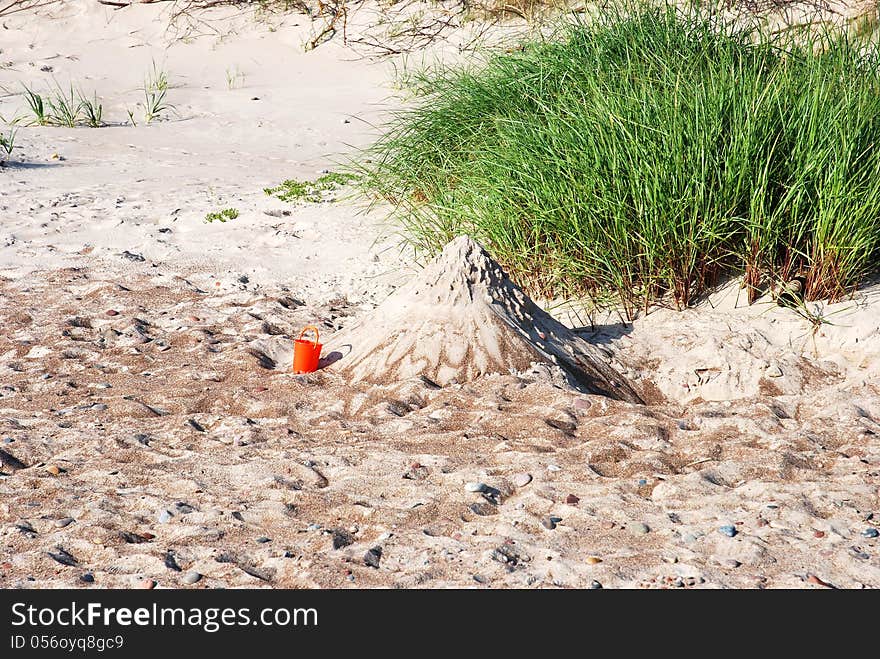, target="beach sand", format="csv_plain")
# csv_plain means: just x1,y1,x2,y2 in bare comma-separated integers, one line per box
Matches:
1,2,878,589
